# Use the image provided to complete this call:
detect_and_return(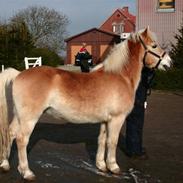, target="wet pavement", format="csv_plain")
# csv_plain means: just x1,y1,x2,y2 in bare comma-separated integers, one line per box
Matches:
0,91,183,183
